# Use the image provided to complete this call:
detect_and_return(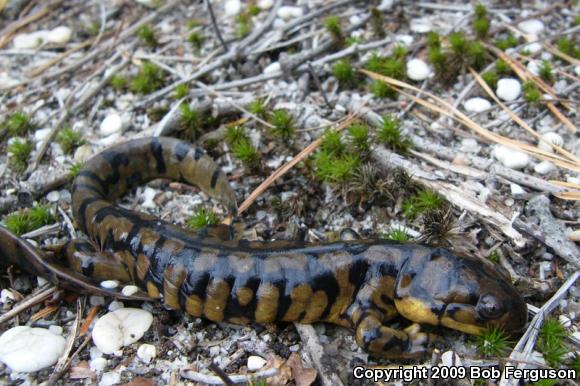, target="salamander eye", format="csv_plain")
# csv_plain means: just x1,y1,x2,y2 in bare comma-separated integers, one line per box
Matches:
477,294,503,319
